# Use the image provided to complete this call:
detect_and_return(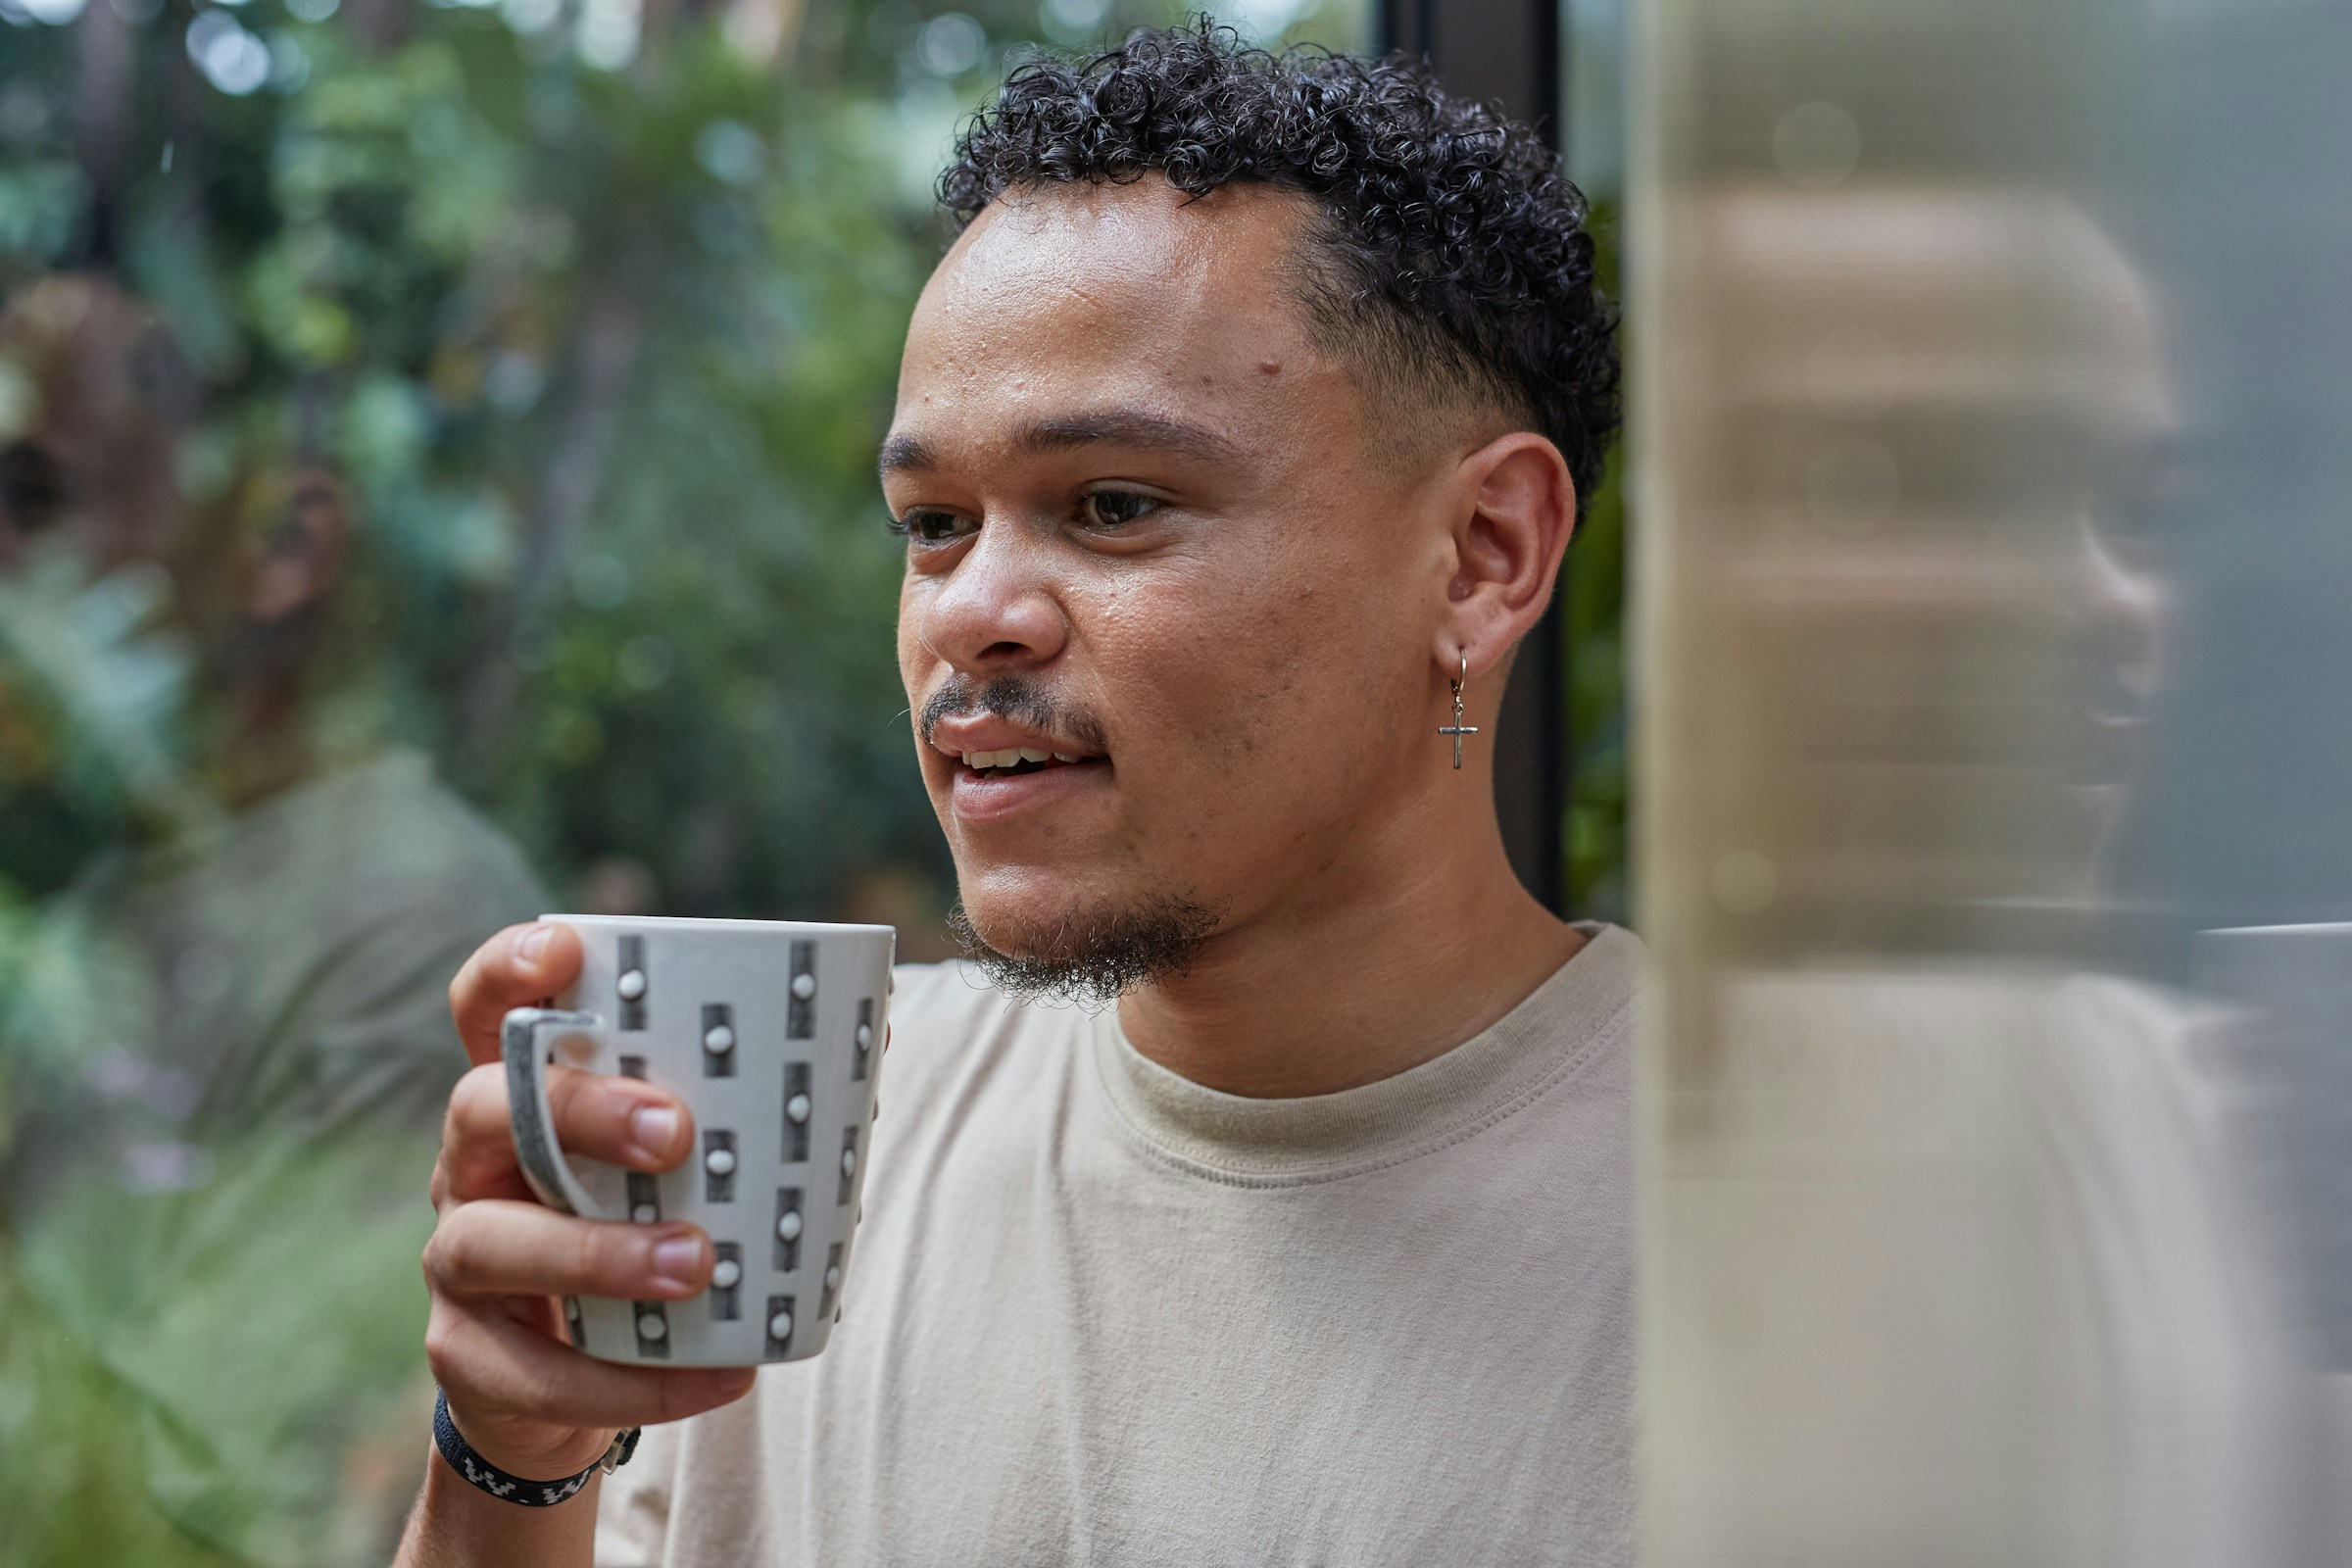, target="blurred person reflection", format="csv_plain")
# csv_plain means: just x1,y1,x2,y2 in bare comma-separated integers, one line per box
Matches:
1646,186,2315,1568
0,273,545,1564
